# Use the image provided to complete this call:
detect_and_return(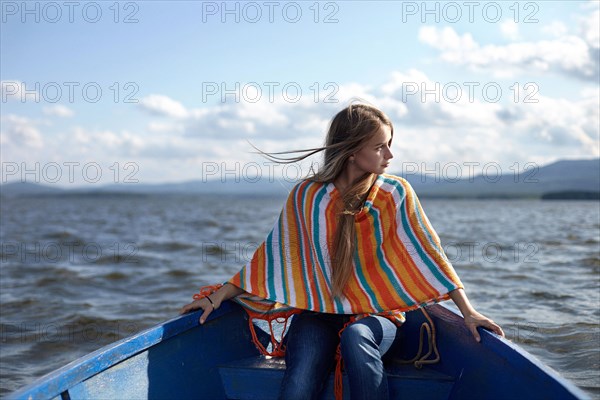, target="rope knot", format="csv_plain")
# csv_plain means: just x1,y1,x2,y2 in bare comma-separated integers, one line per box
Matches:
192,284,223,301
